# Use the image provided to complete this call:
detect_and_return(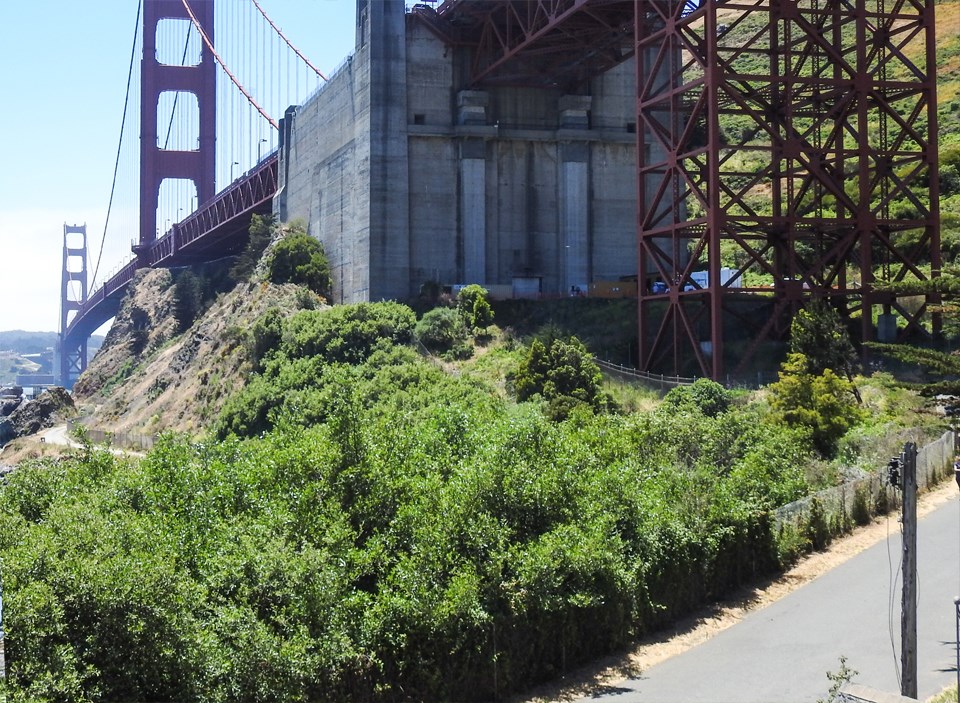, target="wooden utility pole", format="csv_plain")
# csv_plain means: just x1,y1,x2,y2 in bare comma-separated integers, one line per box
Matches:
901,442,918,699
